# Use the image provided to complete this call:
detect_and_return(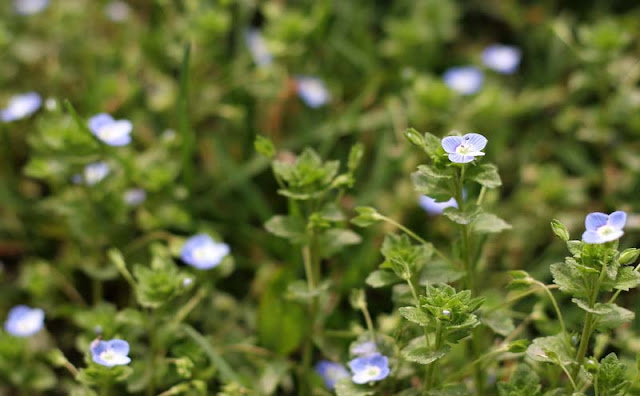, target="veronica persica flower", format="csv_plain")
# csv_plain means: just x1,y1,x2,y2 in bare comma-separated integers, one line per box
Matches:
4,305,45,337
348,353,390,384
14,0,49,15
315,360,350,390
180,234,230,270
88,113,133,146
482,44,521,75
443,66,483,95
91,339,131,367
441,133,487,164
582,211,627,244
83,162,110,185
350,341,378,357
1,92,42,122
123,188,146,206
419,196,458,216
245,29,273,67
295,76,330,108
